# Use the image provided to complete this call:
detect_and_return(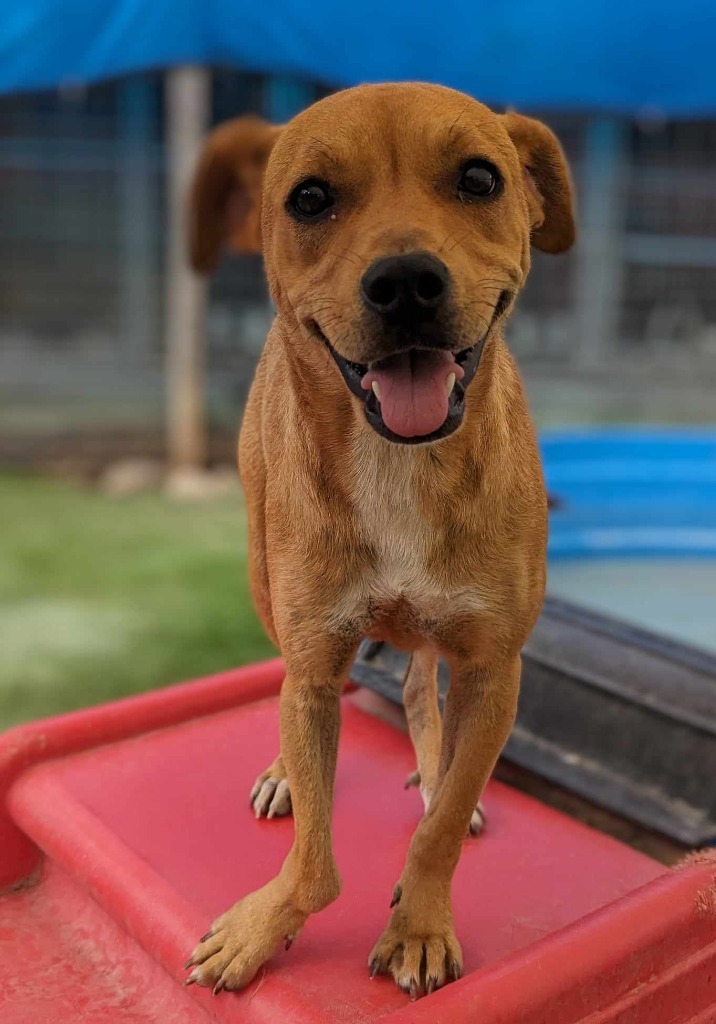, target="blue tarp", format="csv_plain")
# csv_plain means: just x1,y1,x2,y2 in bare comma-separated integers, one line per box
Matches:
1,0,715,114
